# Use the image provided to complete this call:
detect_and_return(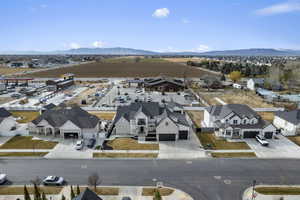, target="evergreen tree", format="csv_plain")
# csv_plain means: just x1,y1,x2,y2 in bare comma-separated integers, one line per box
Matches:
76,185,80,196
70,185,75,199
33,183,41,200
61,195,66,200
24,185,31,200
153,189,162,200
